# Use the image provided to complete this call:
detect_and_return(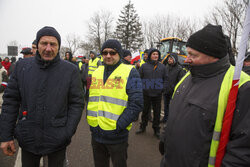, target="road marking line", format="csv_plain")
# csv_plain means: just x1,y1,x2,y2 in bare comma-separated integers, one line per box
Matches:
14,148,21,167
